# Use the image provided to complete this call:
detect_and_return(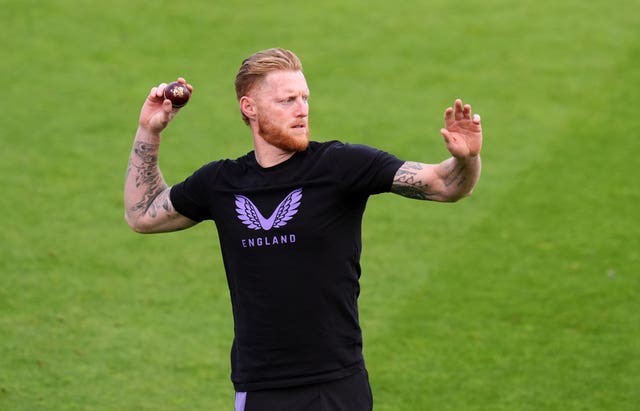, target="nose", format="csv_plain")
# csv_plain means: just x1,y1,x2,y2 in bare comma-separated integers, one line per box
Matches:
294,97,308,117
